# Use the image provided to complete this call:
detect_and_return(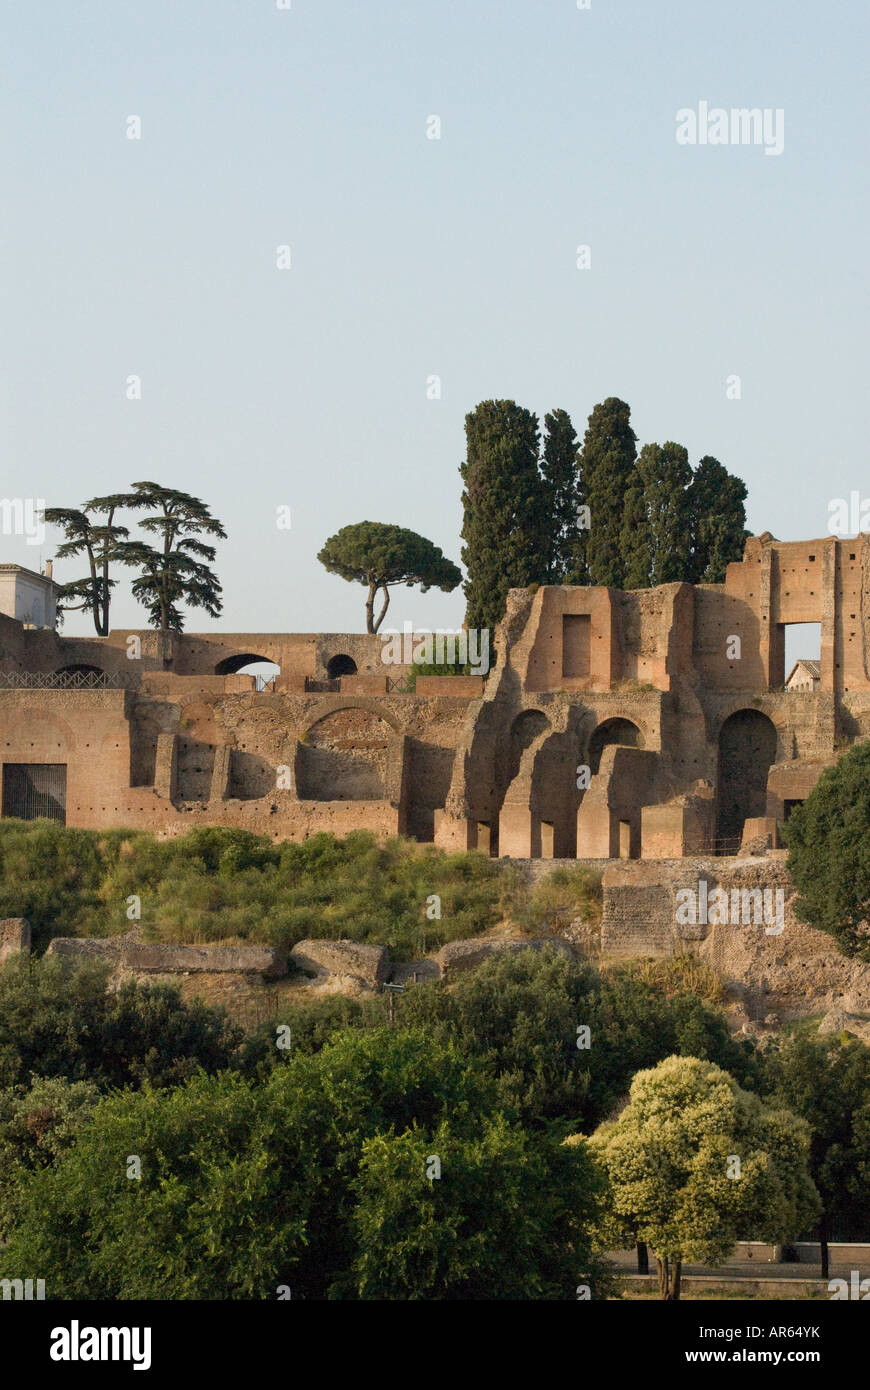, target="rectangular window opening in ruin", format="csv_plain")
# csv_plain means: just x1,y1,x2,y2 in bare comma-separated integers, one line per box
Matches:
562,614,591,678
781,623,821,688
783,799,803,820
1,763,67,824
